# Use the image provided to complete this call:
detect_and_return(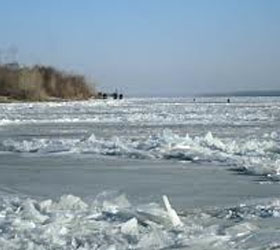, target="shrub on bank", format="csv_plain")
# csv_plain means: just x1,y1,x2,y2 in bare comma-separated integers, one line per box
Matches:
0,64,96,101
